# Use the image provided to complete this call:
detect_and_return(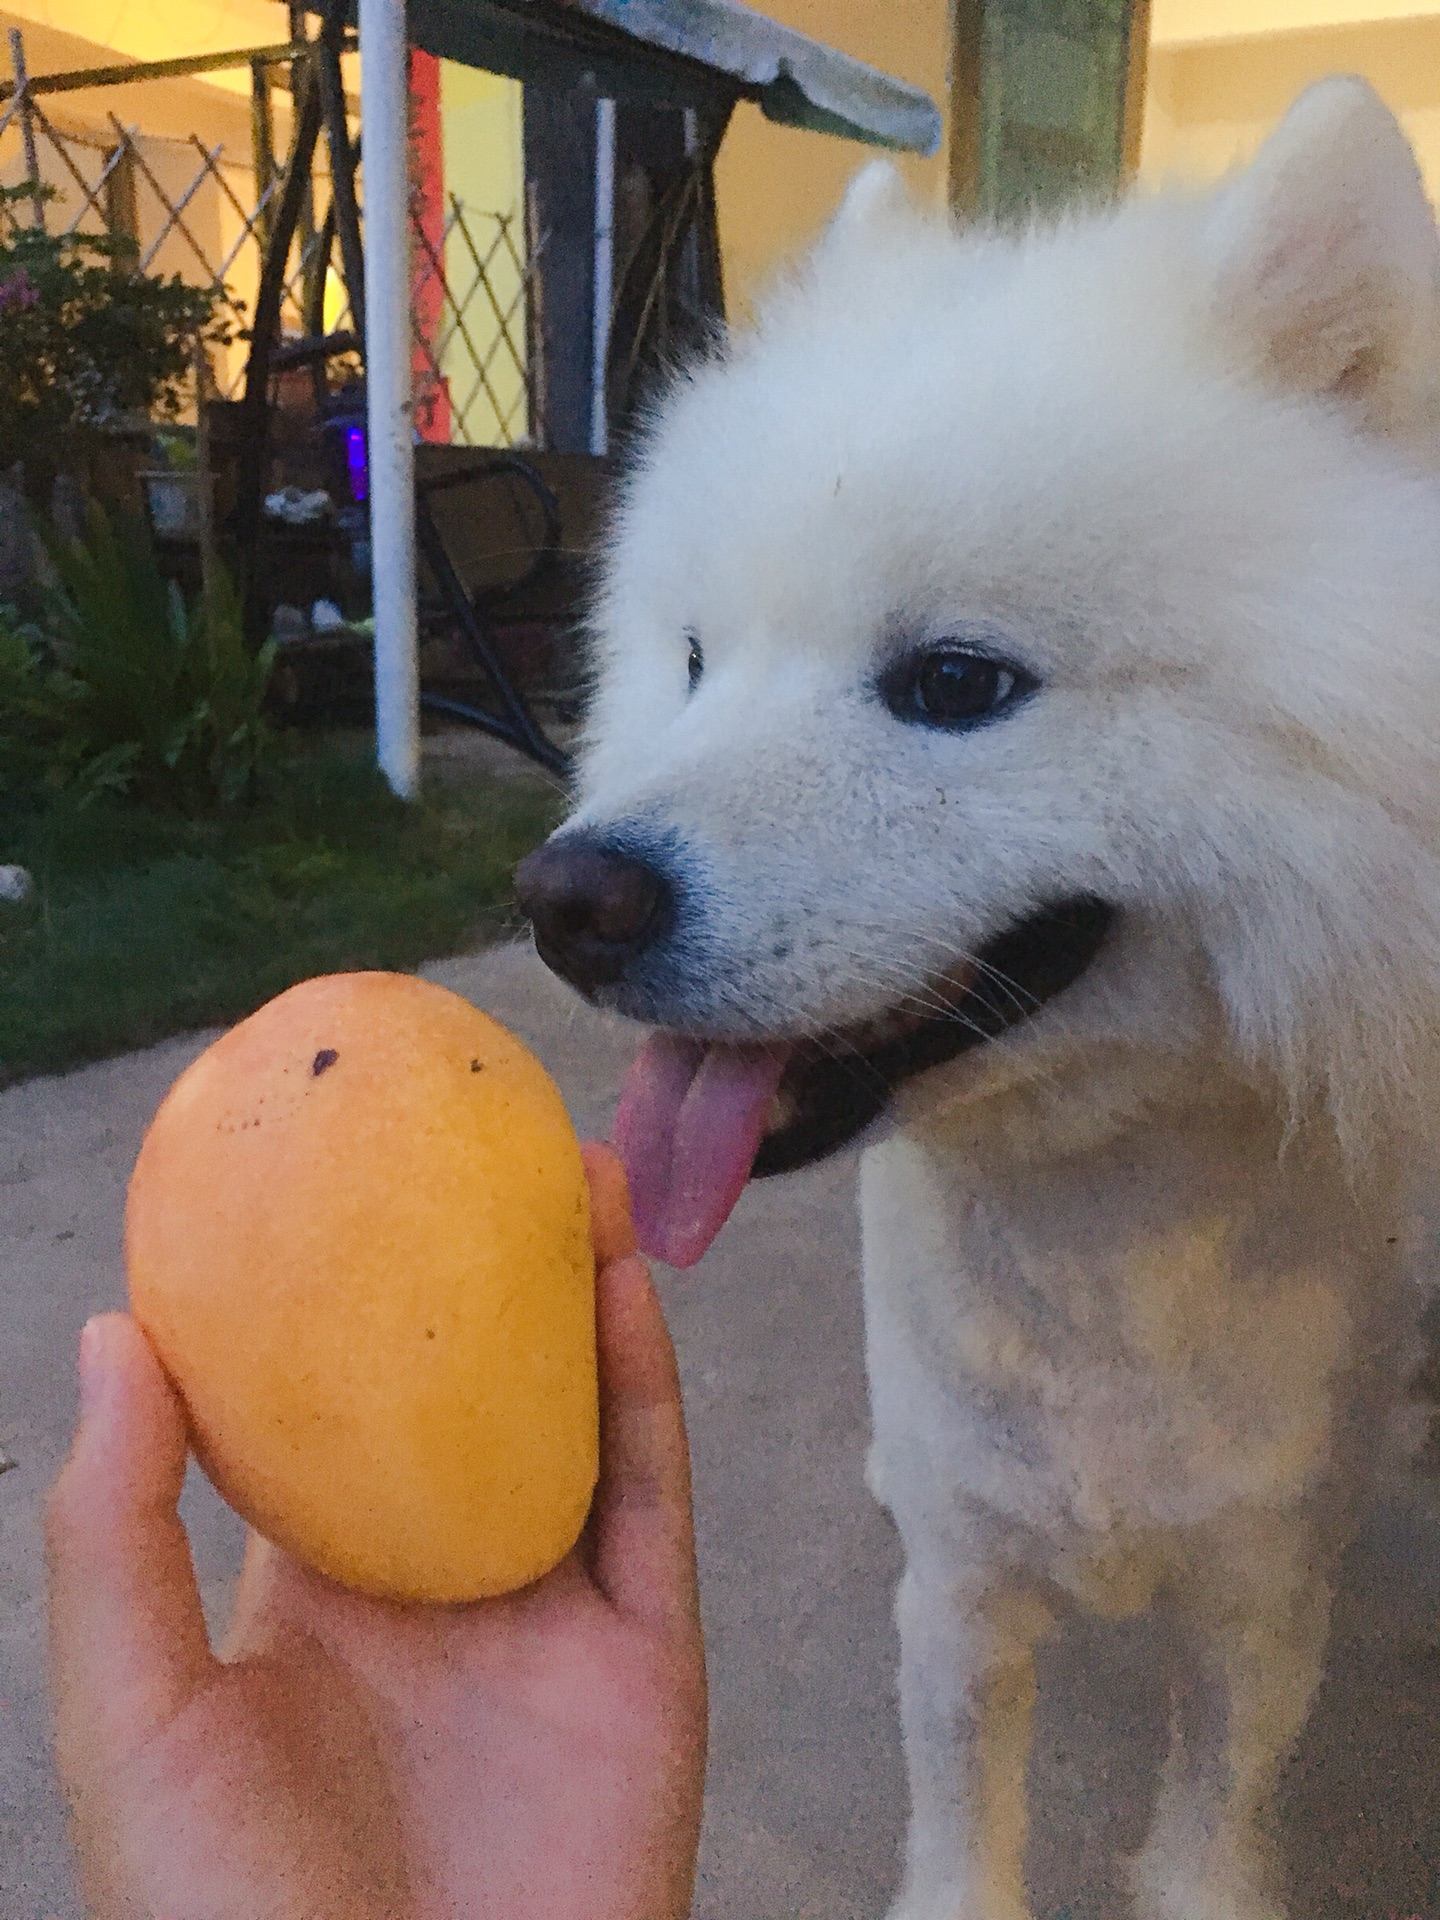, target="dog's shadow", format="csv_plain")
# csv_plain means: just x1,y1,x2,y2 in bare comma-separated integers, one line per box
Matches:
1027,1484,1440,1920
